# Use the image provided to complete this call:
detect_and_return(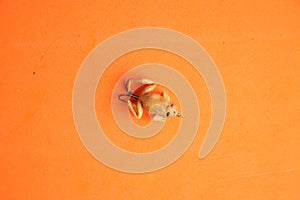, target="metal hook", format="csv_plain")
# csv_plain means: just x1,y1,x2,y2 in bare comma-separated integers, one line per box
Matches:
118,92,139,103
